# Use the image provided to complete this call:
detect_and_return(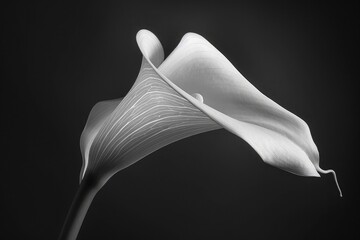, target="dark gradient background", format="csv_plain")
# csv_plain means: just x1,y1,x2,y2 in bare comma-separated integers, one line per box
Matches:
2,1,359,239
